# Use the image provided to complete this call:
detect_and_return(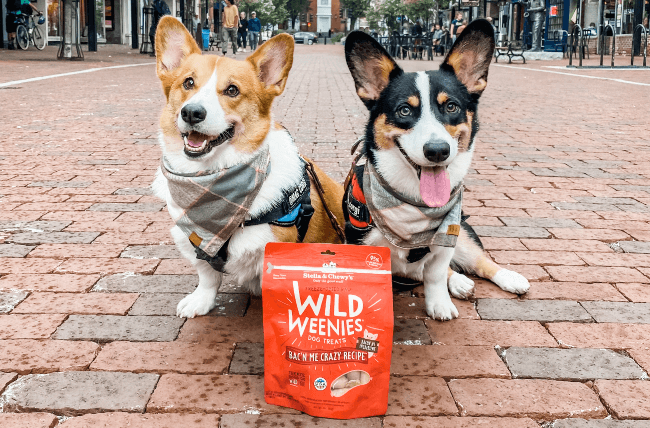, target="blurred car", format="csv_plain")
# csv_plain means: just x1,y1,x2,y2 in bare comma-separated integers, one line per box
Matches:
293,32,318,45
